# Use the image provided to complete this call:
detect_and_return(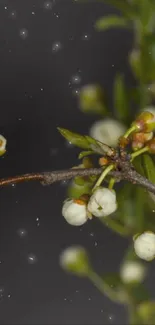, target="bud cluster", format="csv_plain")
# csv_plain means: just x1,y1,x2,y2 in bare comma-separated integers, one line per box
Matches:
62,187,117,226
123,108,155,153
